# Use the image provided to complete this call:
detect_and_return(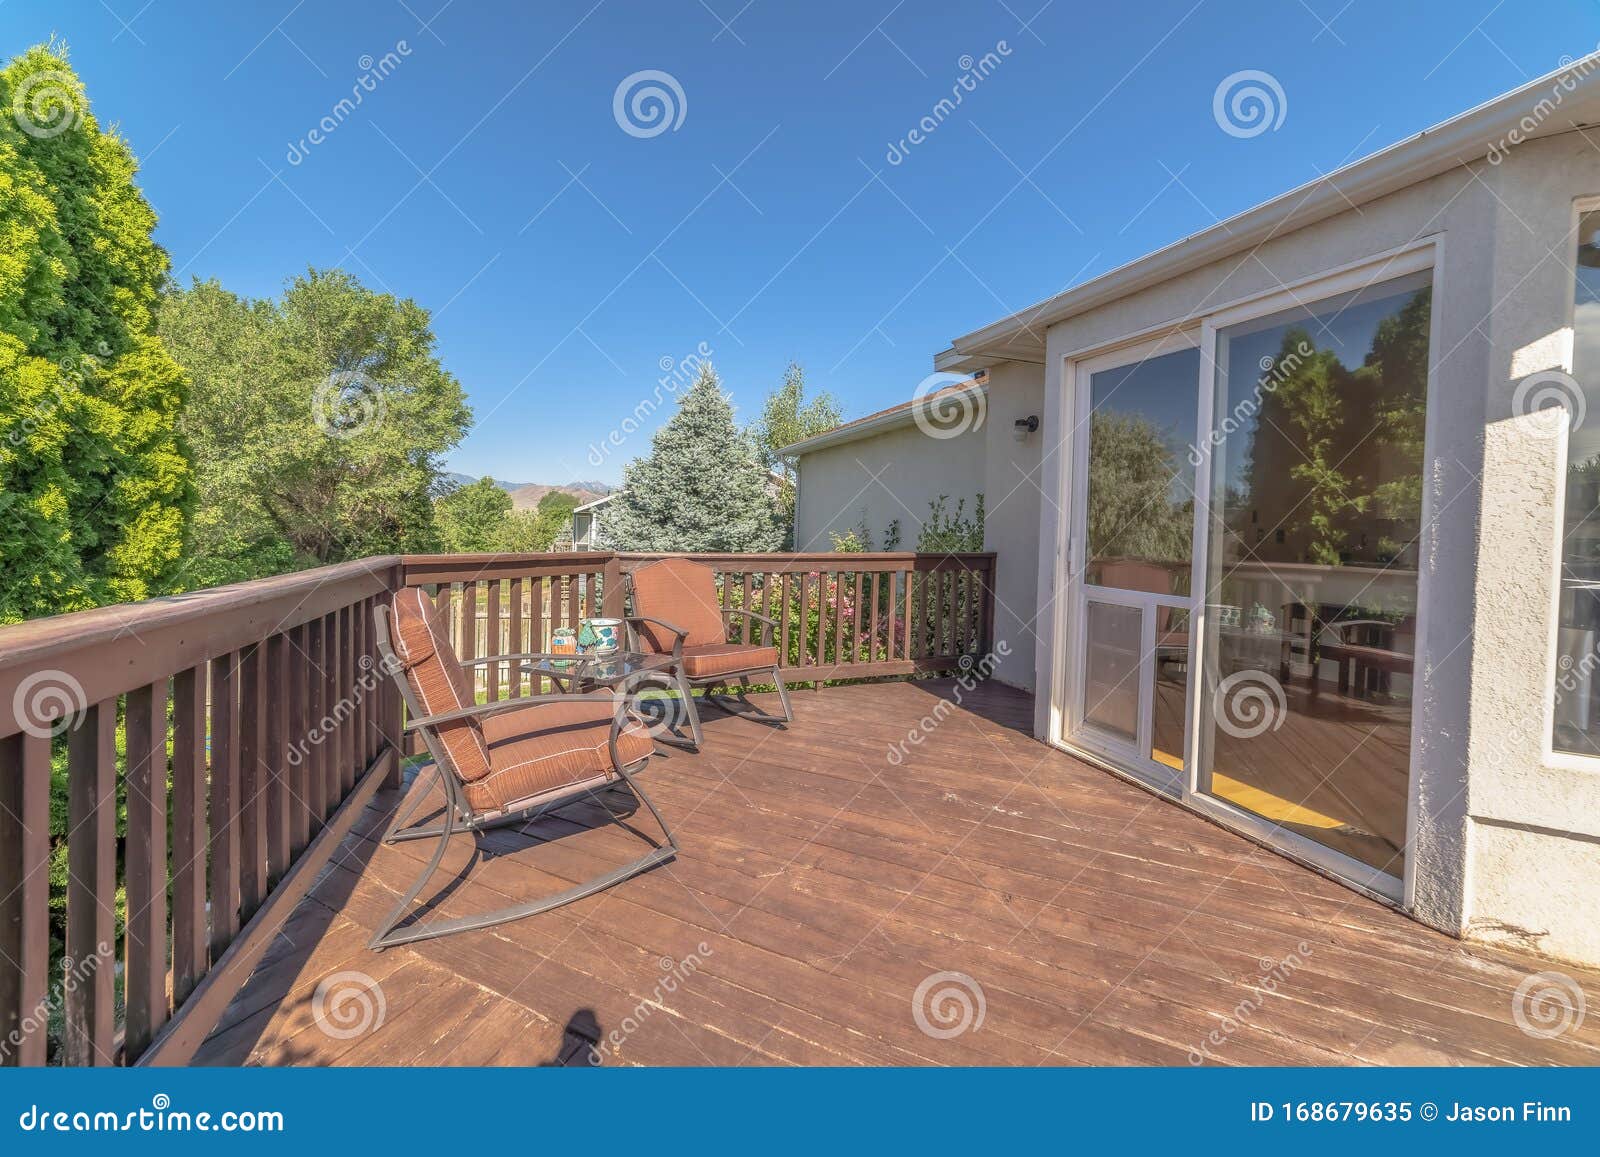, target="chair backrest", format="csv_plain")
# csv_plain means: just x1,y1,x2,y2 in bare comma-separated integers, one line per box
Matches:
628,558,726,652
384,588,492,783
